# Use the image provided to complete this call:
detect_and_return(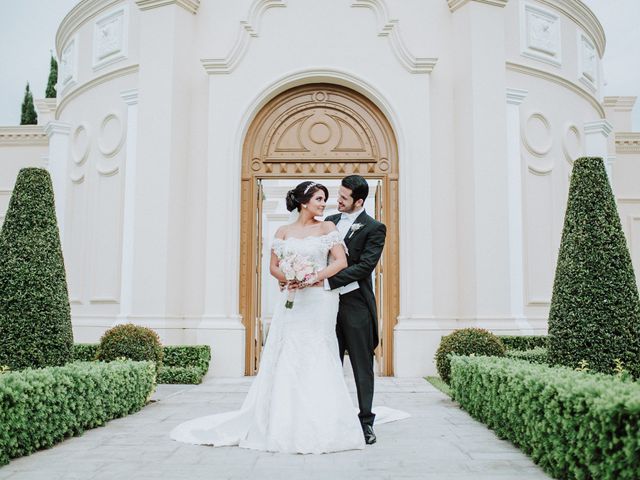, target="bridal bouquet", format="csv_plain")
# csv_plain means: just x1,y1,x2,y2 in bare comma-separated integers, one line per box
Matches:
278,253,319,309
